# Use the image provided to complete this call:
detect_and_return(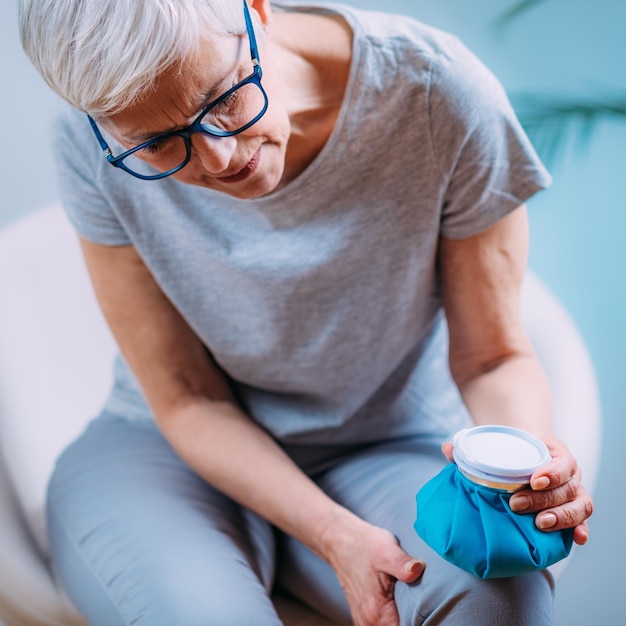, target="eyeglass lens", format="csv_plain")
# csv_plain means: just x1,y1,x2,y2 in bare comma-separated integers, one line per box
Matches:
120,81,266,177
